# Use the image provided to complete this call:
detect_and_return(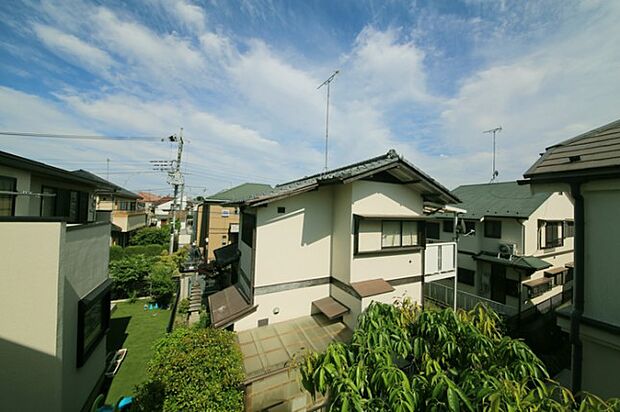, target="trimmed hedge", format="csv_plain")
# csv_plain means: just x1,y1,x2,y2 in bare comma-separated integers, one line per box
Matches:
134,327,244,412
